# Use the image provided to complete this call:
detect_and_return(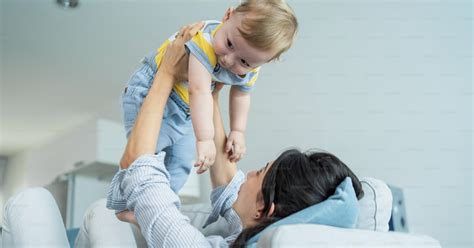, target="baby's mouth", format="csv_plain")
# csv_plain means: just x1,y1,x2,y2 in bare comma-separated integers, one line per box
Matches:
218,58,229,68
